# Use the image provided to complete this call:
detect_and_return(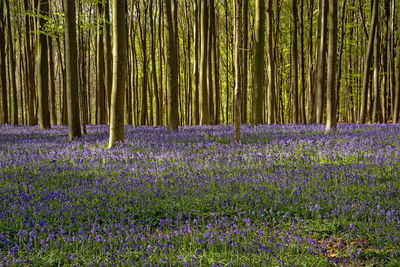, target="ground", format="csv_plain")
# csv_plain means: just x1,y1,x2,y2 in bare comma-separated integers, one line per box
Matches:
0,124,399,266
